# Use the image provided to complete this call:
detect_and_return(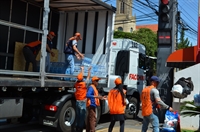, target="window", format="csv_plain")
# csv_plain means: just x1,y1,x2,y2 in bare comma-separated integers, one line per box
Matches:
118,27,123,31
139,53,146,70
120,2,124,14
130,27,133,33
